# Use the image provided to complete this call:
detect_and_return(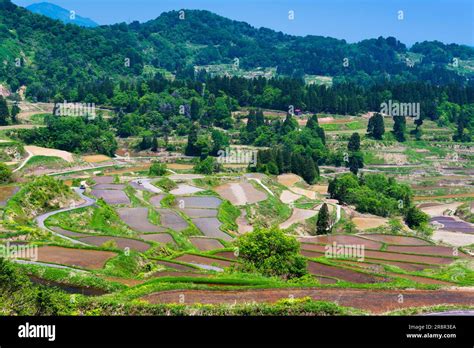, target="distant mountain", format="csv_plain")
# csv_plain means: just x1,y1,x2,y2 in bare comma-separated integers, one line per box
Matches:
26,2,98,27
